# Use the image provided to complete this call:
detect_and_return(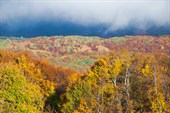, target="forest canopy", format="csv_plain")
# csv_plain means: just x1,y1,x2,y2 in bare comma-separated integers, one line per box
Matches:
0,49,170,113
